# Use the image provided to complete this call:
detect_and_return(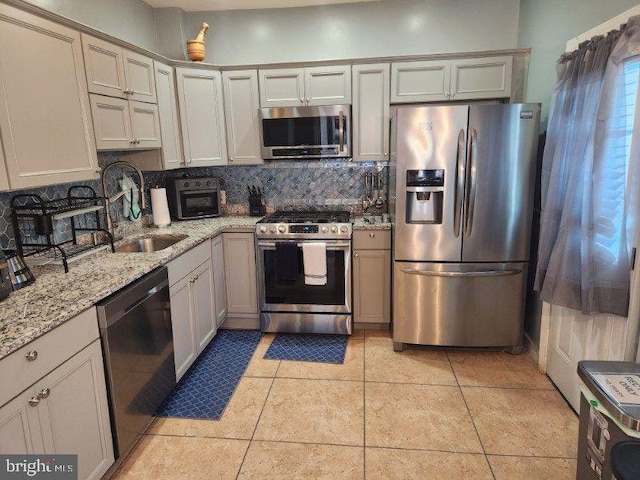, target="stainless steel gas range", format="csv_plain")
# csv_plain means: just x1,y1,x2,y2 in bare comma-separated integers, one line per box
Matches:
255,211,352,335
